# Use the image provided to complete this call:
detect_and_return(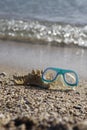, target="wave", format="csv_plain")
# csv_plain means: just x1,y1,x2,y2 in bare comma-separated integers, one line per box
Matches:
0,19,87,48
